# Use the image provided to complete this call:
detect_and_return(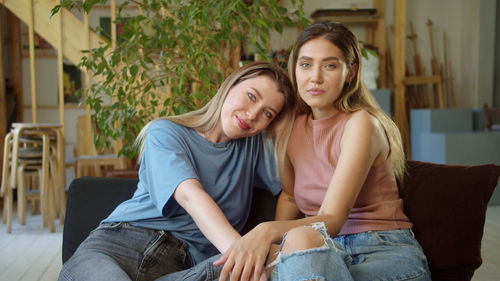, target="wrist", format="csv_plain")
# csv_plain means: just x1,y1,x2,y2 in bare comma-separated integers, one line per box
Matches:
258,221,281,243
